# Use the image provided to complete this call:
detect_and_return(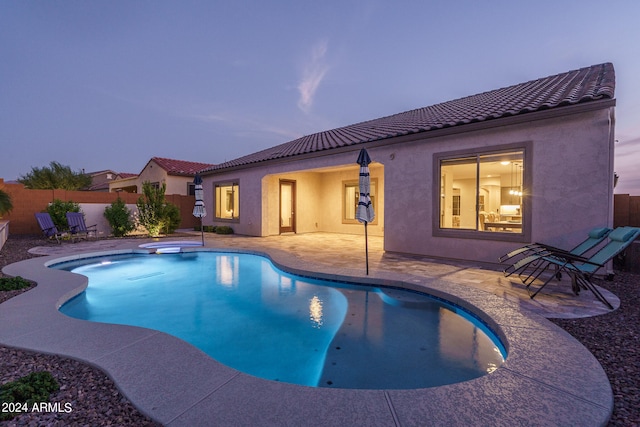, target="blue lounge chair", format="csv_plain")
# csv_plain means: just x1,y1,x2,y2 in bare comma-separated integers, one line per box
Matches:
500,227,611,277
66,212,97,241
524,227,640,309
35,212,63,243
